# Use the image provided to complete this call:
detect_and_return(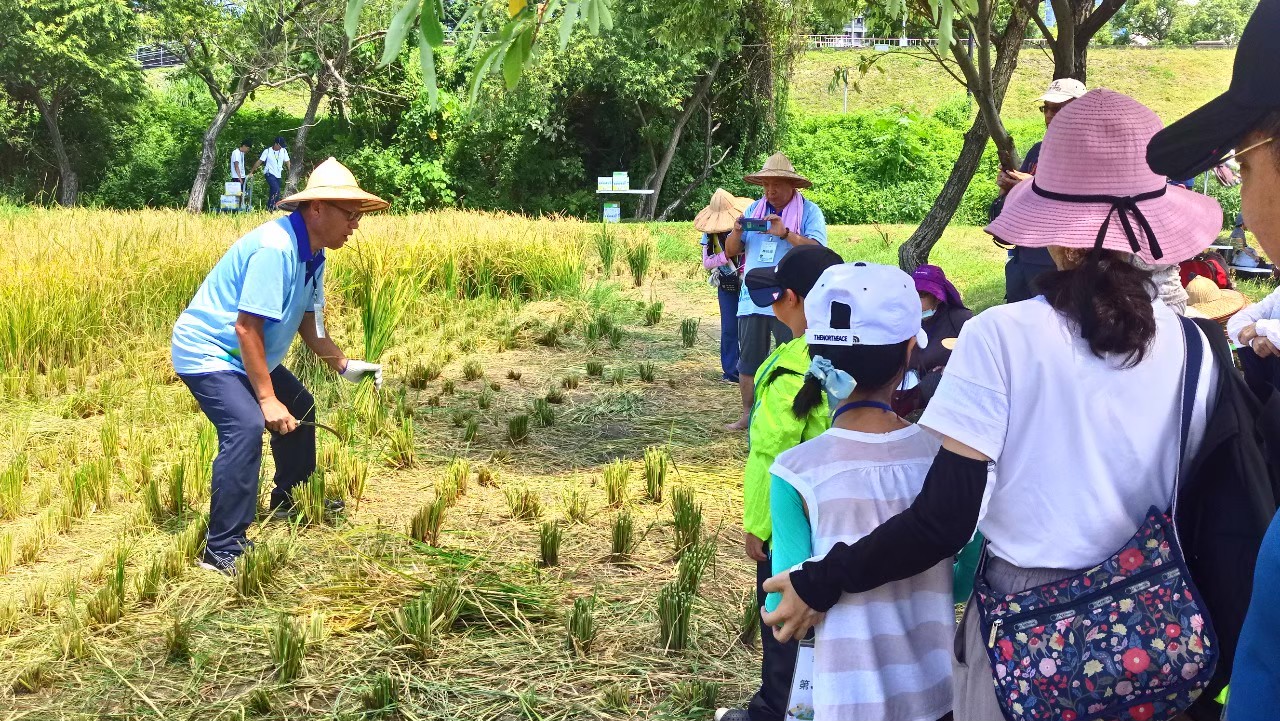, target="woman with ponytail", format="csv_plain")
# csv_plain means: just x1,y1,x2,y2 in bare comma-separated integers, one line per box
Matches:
764,262,956,721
